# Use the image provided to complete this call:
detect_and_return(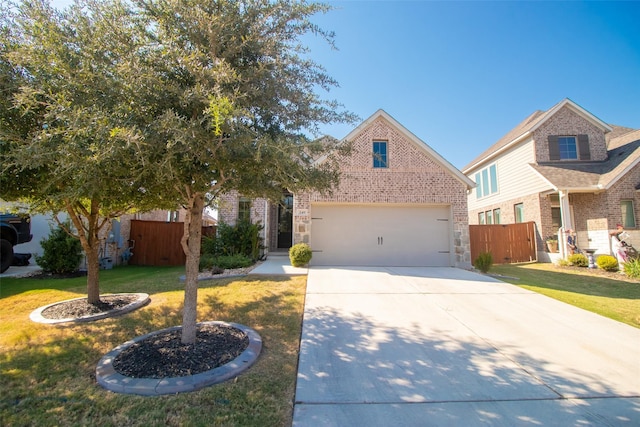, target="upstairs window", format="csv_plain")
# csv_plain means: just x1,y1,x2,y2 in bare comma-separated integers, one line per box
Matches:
558,136,577,160
548,135,590,161
373,141,388,168
475,164,498,199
